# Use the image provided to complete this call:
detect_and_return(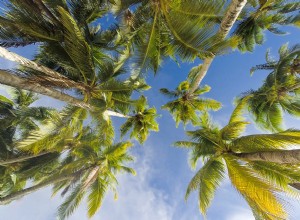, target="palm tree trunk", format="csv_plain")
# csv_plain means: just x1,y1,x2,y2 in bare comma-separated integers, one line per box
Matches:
0,46,86,91
0,70,92,109
0,152,50,166
235,149,300,164
0,70,129,118
0,173,77,205
189,0,247,93
289,183,300,190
